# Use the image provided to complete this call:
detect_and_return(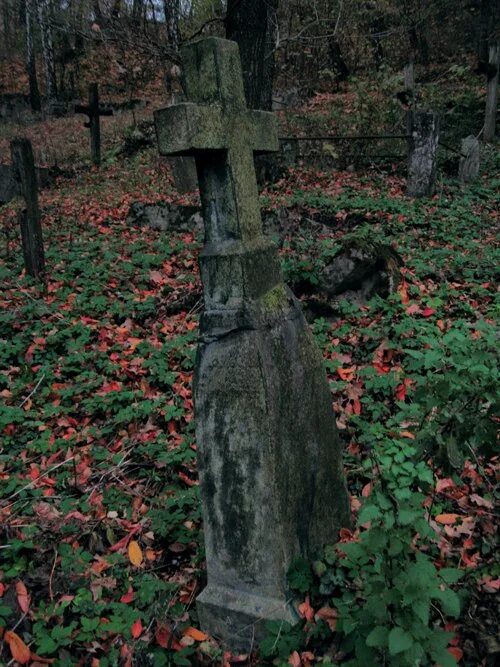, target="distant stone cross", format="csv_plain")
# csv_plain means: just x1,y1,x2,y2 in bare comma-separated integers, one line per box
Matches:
75,83,113,167
155,38,349,650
